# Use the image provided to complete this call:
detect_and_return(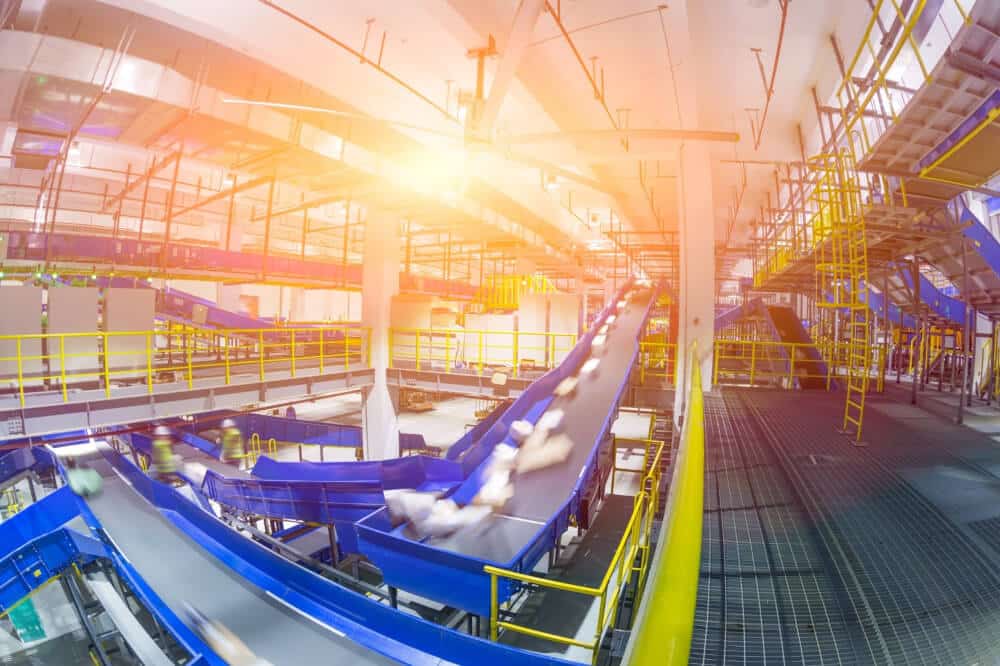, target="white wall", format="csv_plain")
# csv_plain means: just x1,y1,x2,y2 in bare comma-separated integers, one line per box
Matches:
48,287,99,381
105,288,156,373
0,287,42,387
